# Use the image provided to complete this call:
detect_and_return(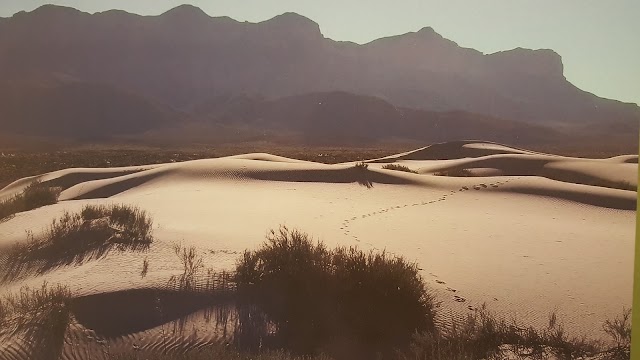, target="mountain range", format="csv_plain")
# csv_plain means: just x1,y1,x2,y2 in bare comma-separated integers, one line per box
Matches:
0,5,638,147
